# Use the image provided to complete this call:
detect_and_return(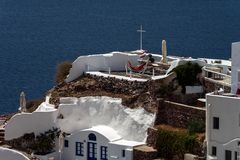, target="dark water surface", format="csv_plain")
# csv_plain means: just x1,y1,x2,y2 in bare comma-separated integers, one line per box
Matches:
1,0,240,113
